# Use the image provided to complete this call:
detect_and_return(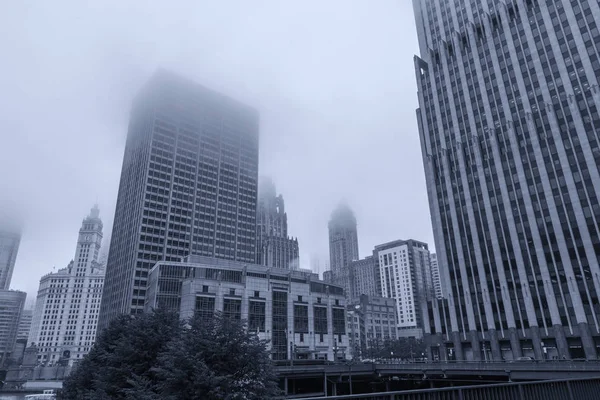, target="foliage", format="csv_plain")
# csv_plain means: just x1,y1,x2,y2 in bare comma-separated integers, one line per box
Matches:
59,310,280,400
